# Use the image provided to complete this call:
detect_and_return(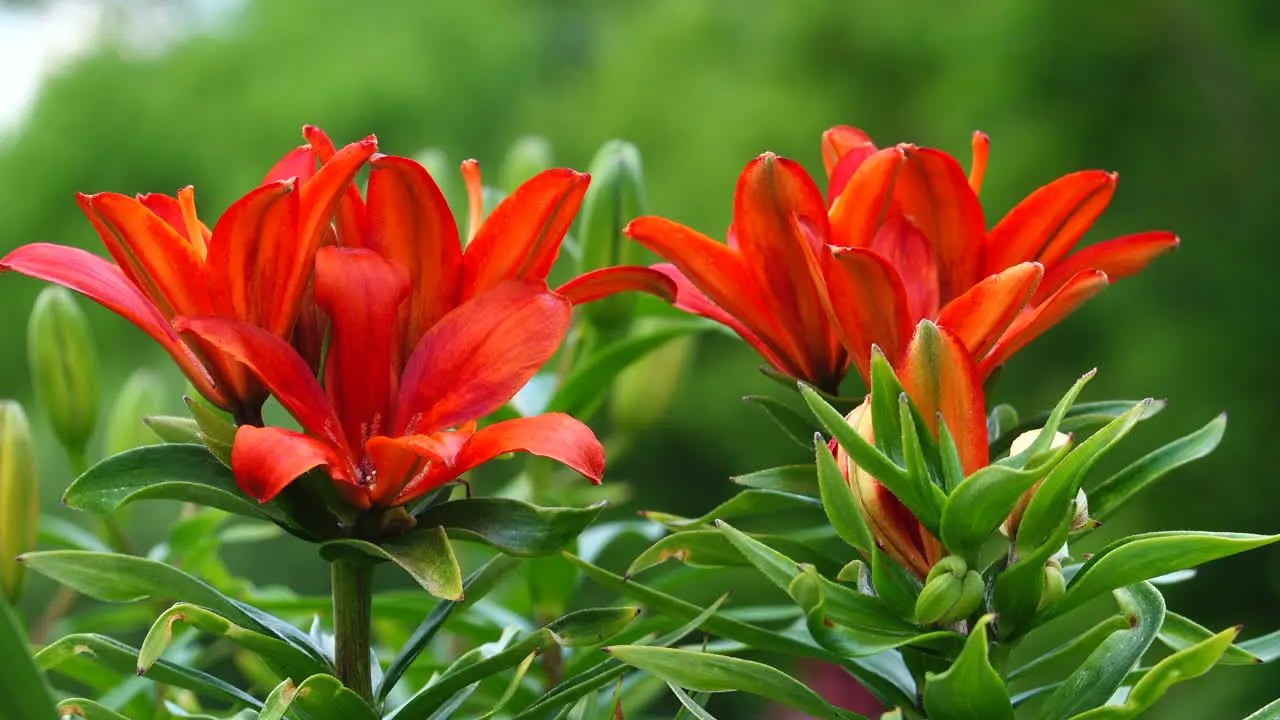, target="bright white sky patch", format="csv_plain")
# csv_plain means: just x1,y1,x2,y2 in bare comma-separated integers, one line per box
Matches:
0,0,103,133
